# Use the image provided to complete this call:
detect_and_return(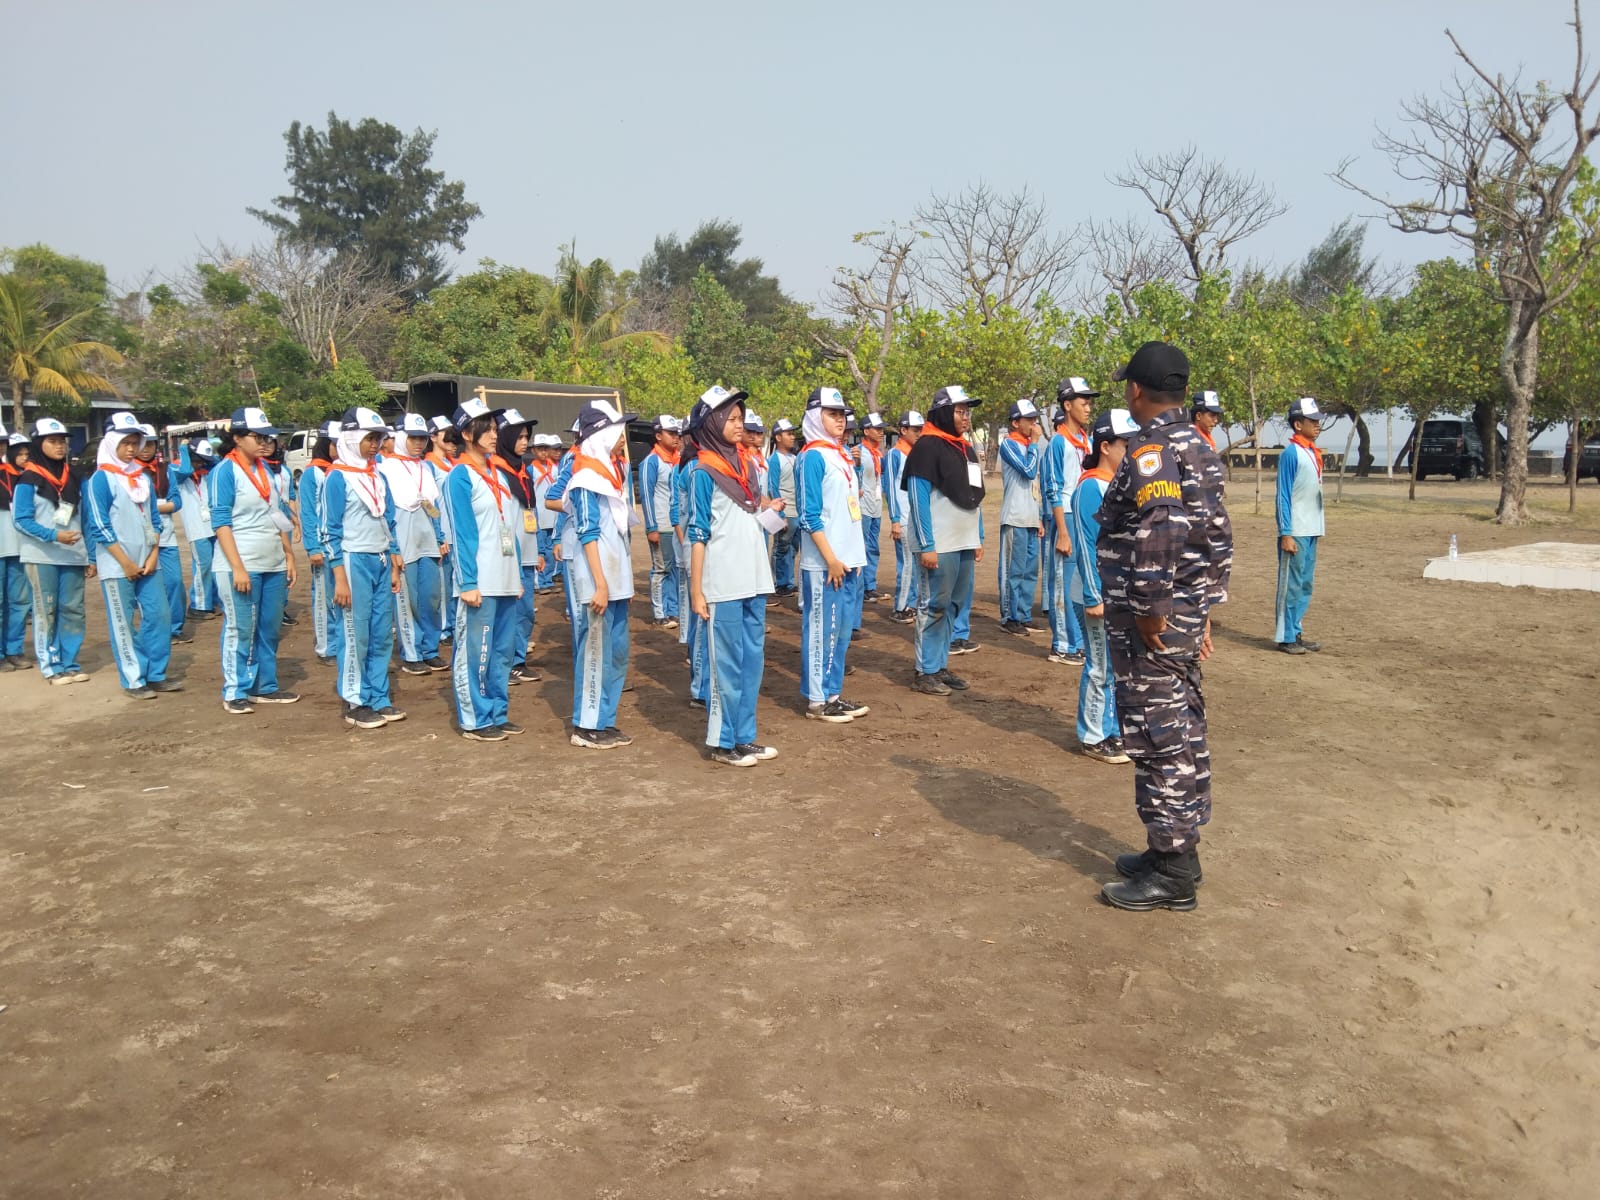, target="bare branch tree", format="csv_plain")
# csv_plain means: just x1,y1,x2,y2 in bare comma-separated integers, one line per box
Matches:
1112,146,1289,286
1080,215,1187,313
910,184,1082,319
1334,0,1600,524
811,227,921,414
242,238,406,367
